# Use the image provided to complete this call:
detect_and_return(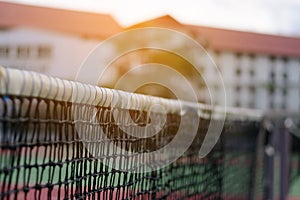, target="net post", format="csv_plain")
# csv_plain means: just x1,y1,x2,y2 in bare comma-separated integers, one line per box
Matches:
263,118,275,200
279,118,292,200
250,119,267,200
